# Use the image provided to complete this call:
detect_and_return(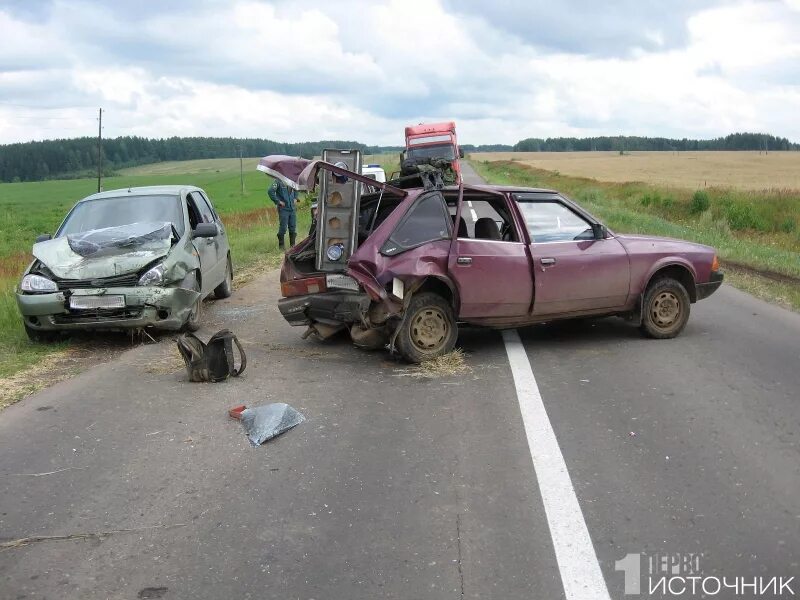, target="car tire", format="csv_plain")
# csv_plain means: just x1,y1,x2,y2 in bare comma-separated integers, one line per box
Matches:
640,277,691,339
214,255,233,299
395,292,457,363
24,324,59,343
182,276,203,332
